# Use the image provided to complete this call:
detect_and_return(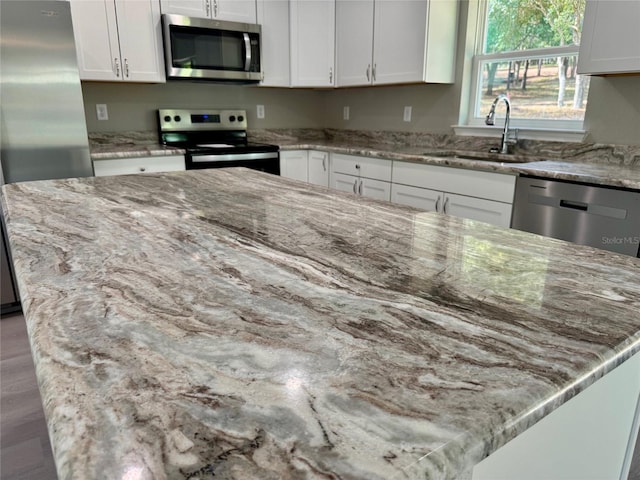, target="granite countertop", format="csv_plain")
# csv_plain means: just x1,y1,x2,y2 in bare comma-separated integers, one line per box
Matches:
87,130,640,189
89,131,185,160
2,169,640,479
276,139,640,190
